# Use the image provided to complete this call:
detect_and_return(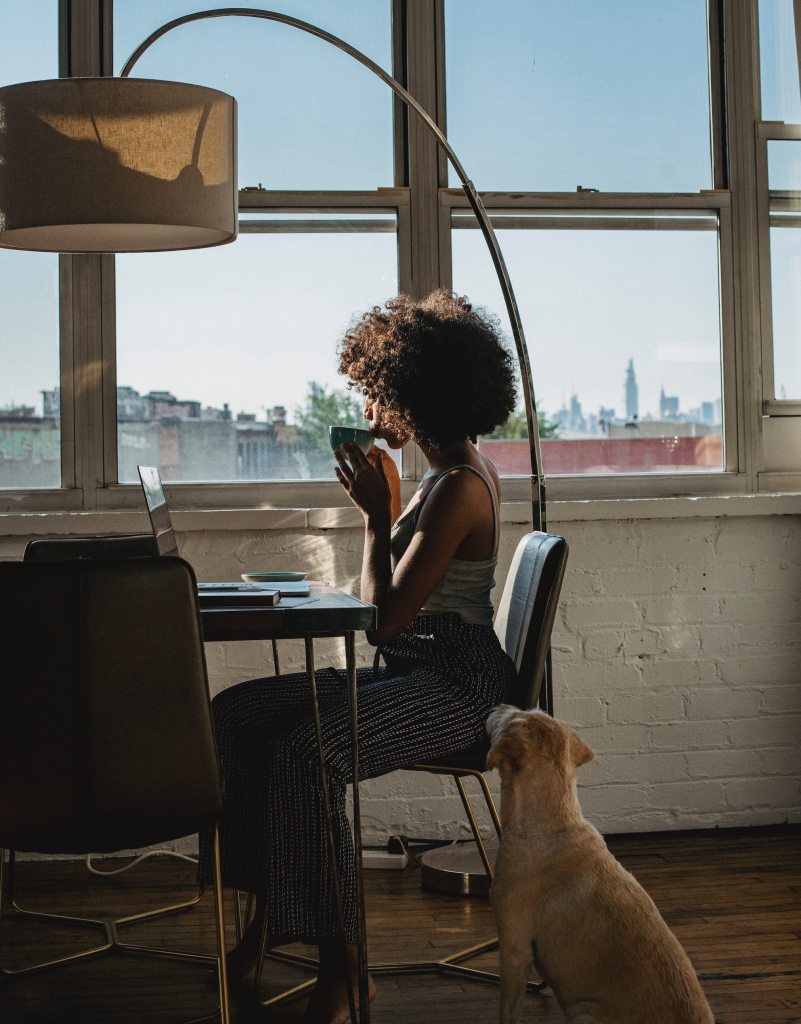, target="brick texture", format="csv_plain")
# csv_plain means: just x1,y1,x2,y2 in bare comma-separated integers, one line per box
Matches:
4,511,800,844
